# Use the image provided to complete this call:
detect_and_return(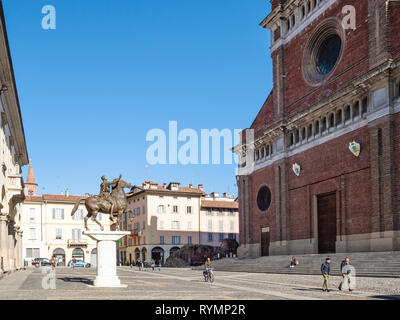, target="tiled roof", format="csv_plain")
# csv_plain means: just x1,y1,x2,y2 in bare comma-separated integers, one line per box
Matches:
24,196,43,202
25,194,88,202
128,185,205,196
201,200,239,209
